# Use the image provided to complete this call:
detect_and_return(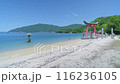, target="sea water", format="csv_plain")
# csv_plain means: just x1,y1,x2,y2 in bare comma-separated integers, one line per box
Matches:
0,32,83,53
